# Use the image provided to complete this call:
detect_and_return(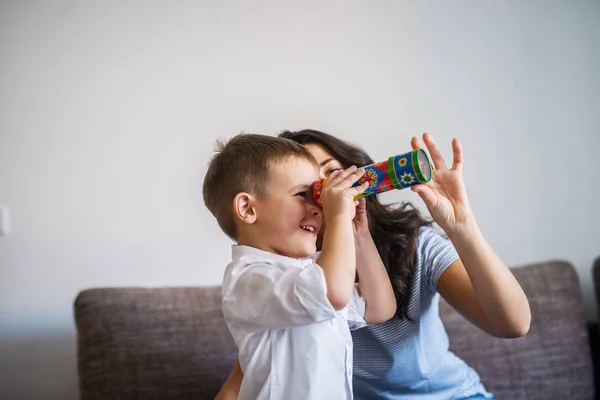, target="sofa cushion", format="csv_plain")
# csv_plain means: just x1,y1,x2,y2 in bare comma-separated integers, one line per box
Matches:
75,287,235,400
440,261,594,400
